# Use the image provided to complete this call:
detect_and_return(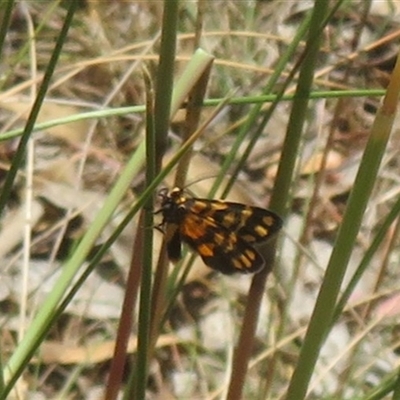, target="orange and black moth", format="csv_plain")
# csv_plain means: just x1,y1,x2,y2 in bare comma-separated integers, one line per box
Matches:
158,187,283,275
